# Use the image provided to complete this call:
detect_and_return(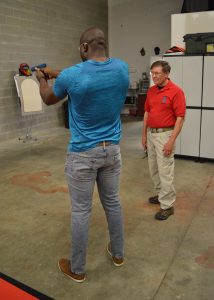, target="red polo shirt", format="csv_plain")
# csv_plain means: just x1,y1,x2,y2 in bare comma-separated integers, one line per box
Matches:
145,80,186,128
